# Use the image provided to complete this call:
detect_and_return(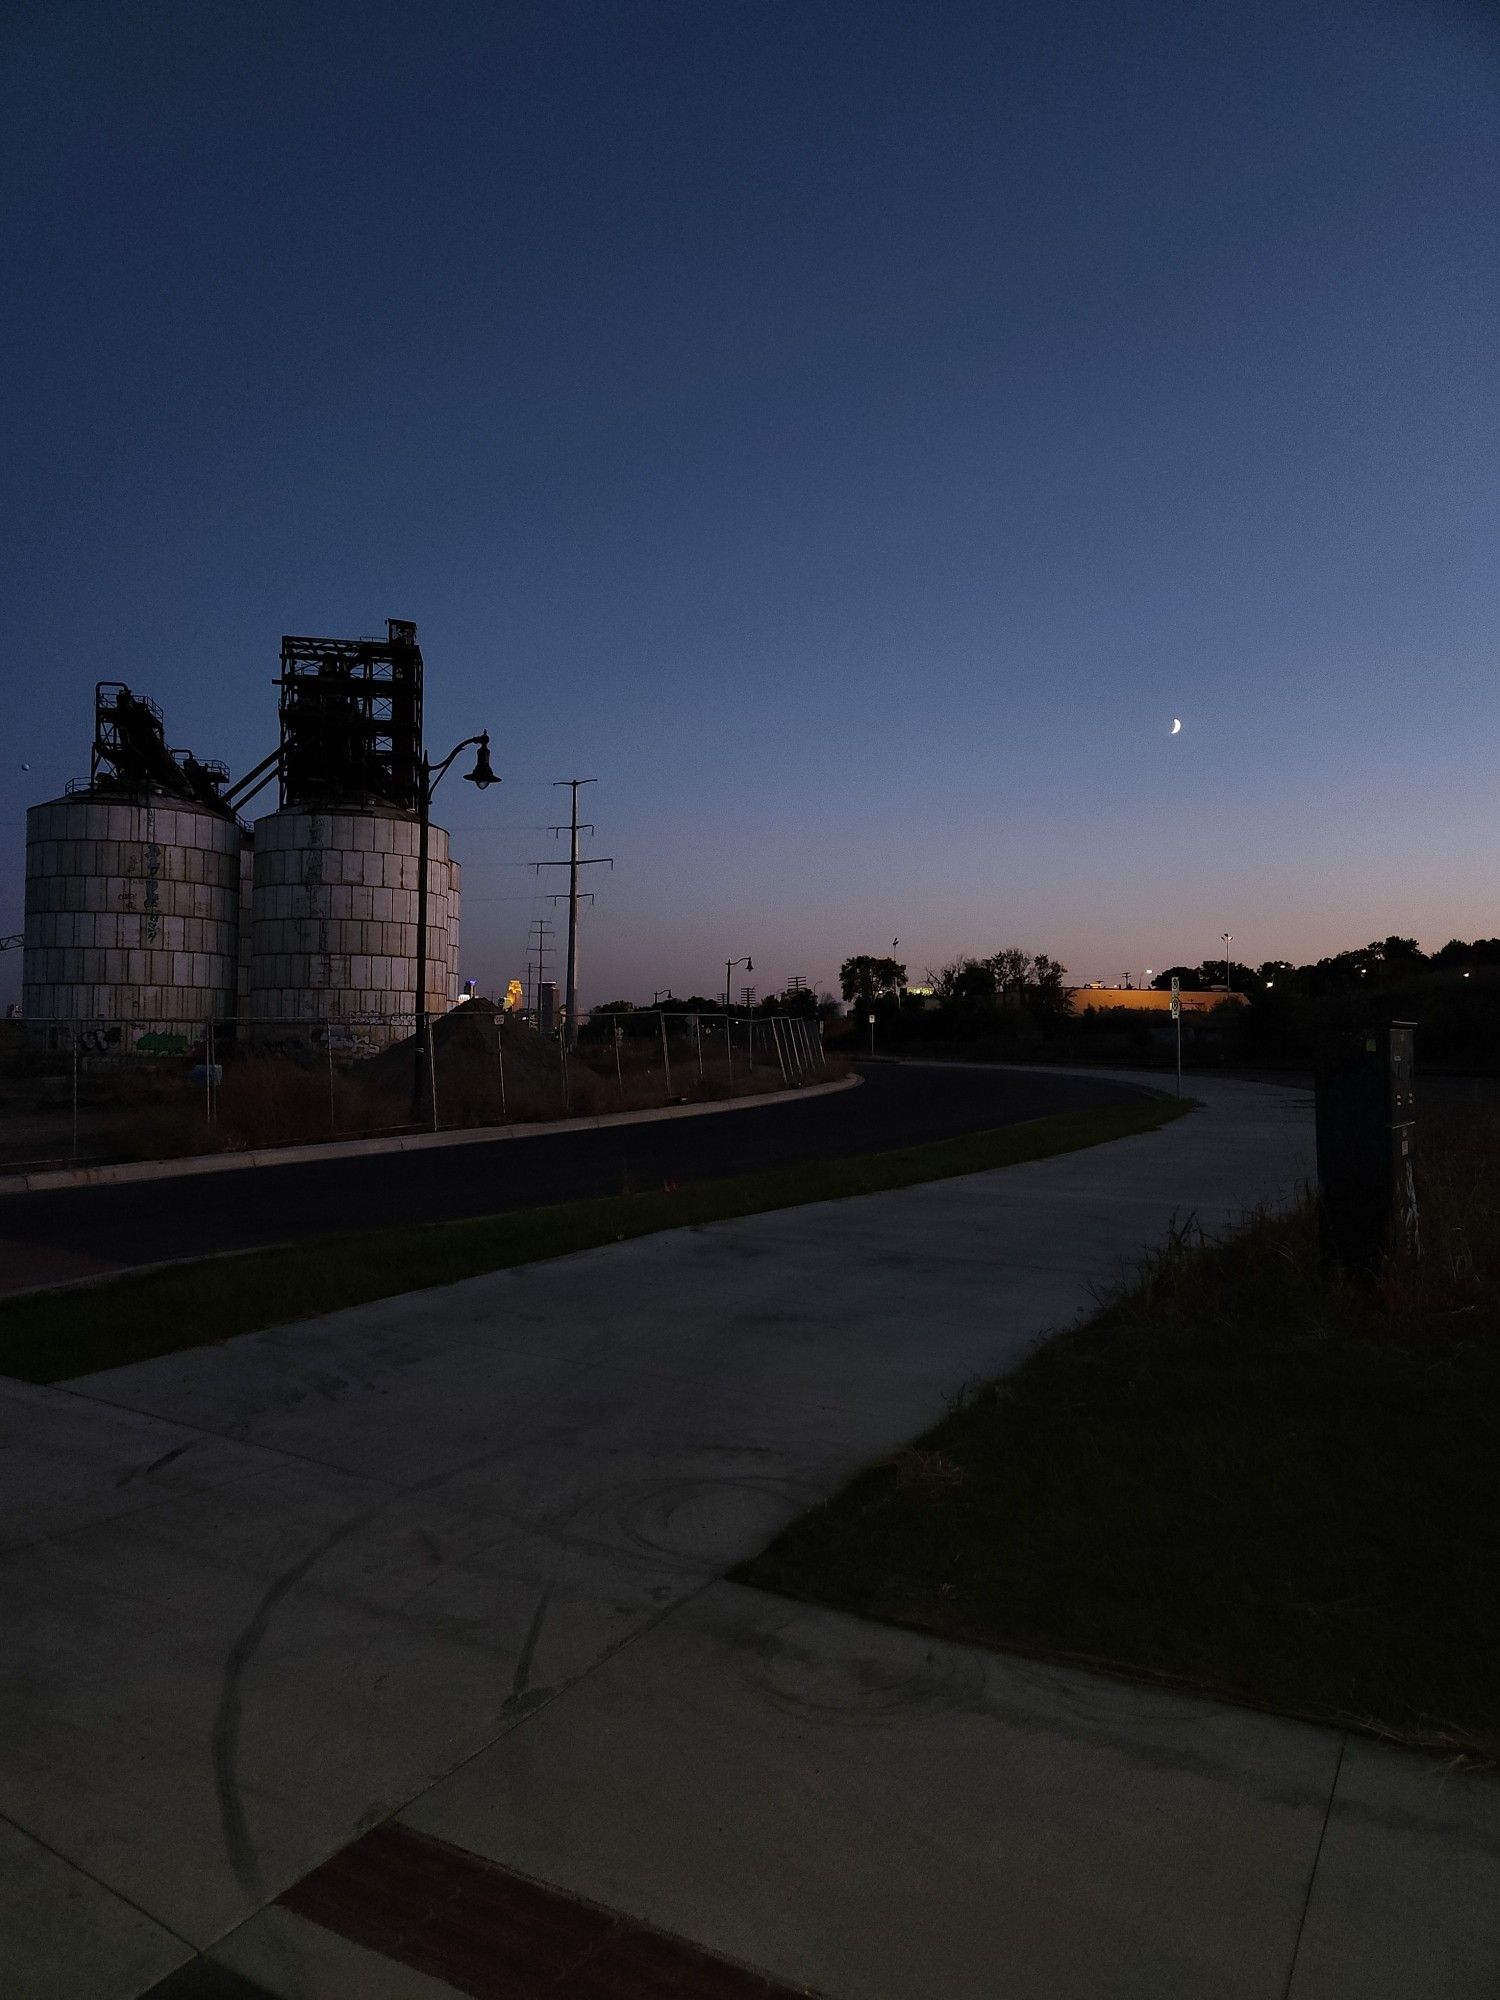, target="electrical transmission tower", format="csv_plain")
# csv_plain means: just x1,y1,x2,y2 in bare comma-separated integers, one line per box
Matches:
525,915,554,1021
531,779,613,1047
